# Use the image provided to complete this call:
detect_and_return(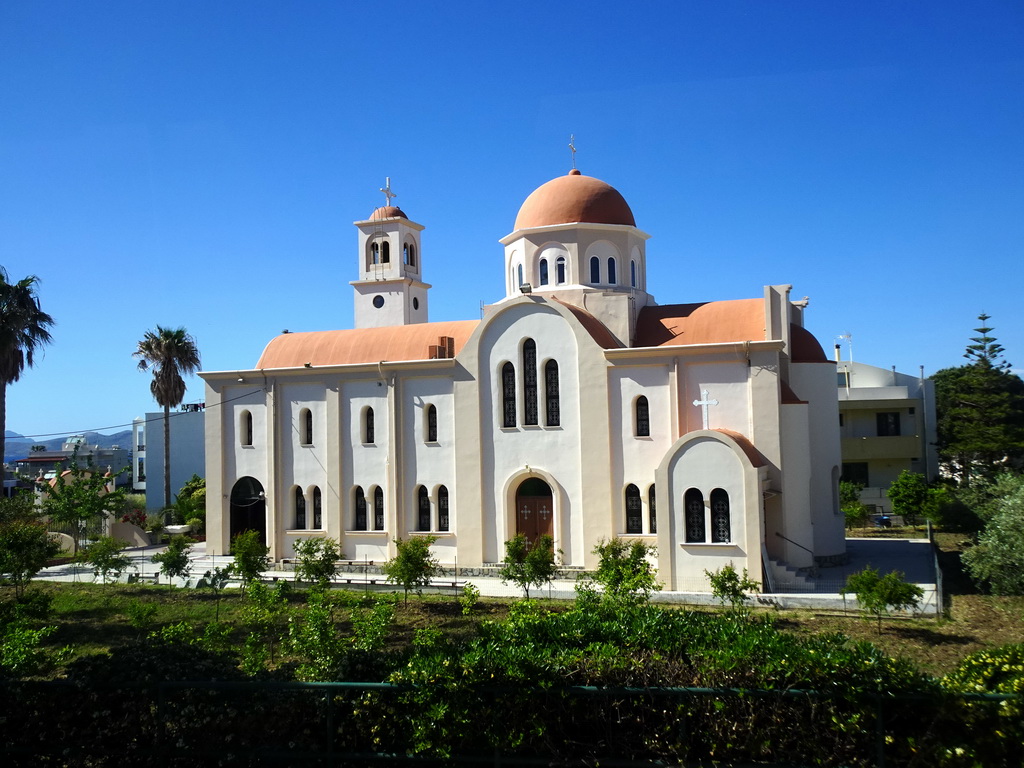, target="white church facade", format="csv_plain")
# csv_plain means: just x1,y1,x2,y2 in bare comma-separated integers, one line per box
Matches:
201,169,846,591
